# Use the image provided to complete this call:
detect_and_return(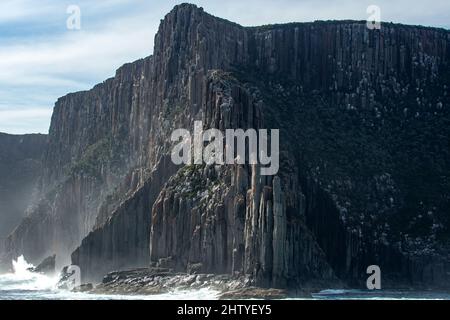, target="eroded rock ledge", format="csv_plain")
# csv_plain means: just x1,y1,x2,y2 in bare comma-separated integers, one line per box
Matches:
87,268,293,299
